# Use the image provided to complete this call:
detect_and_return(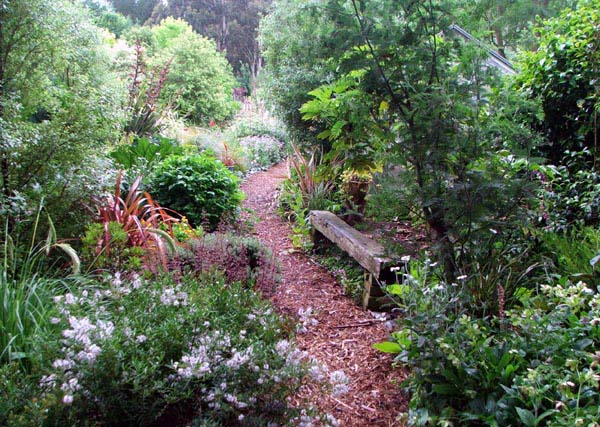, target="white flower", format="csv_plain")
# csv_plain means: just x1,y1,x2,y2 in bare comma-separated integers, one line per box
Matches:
52,358,75,371
160,287,188,306
63,316,95,345
61,378,81,393
132,274,143,289
226,347,253,369
275,340,291,355
112,272,122,287
39,374,57,389
324,414,340,427
62,394,74,405
332,383,349,397
136,335,147,343
308,362,328,382
76,343,102,363
400,255,411,262
64,293,78,305
329,370,349,397
97,320,115,339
